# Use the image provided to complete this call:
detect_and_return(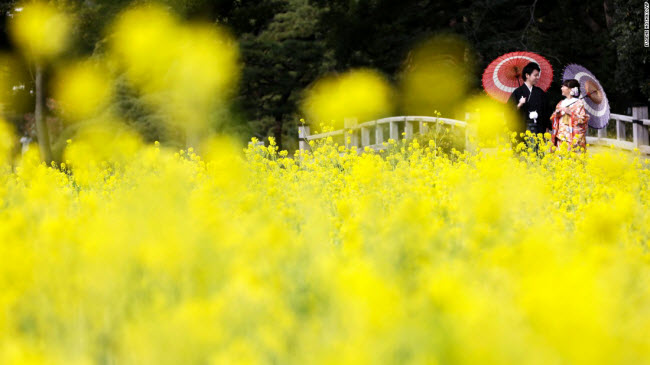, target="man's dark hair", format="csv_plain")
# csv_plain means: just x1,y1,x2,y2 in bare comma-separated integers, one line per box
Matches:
522,62,541,82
